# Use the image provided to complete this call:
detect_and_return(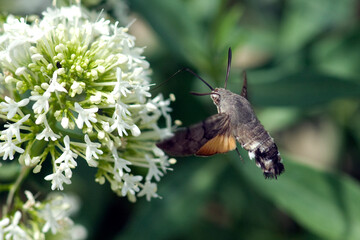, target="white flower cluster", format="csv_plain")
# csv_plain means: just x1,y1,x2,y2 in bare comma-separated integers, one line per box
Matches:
0,191,86,240
0,5,174,201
